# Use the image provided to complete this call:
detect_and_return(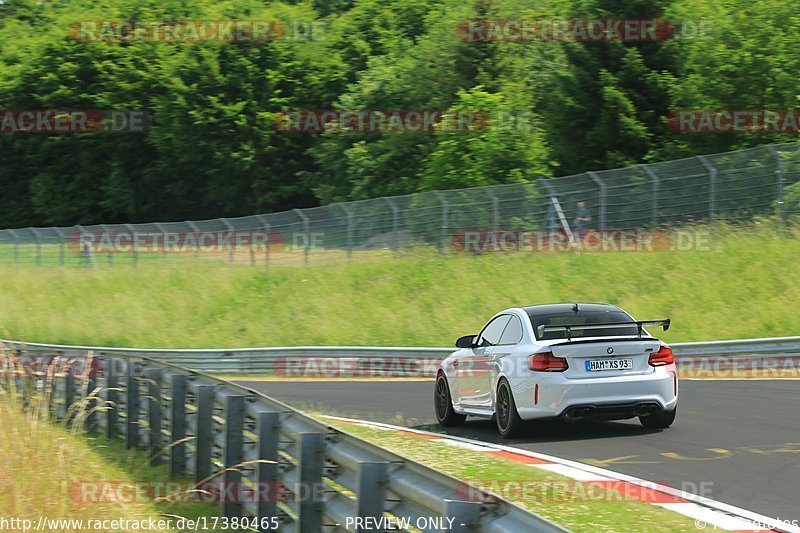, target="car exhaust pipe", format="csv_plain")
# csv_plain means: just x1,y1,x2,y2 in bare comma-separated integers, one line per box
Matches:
565,406,594,420
635,403,661,416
